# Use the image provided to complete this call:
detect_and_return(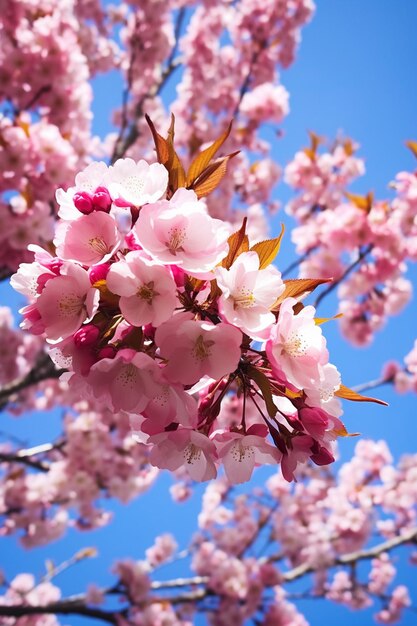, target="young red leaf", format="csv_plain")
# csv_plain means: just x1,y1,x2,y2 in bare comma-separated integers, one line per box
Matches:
335,384,388,406
250,223,285,269
192,151,239,198
345,191,374,212
186,121,233,187
221,217,249,269
271,278,332,311
166,114,186,191
145,114,170,165
406,140,417,159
